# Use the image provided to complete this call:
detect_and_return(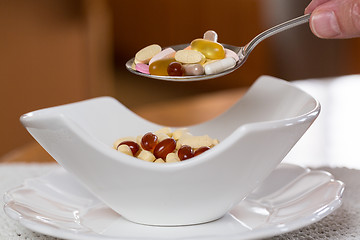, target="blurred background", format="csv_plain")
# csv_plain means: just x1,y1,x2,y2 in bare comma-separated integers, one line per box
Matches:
0,0,359,158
